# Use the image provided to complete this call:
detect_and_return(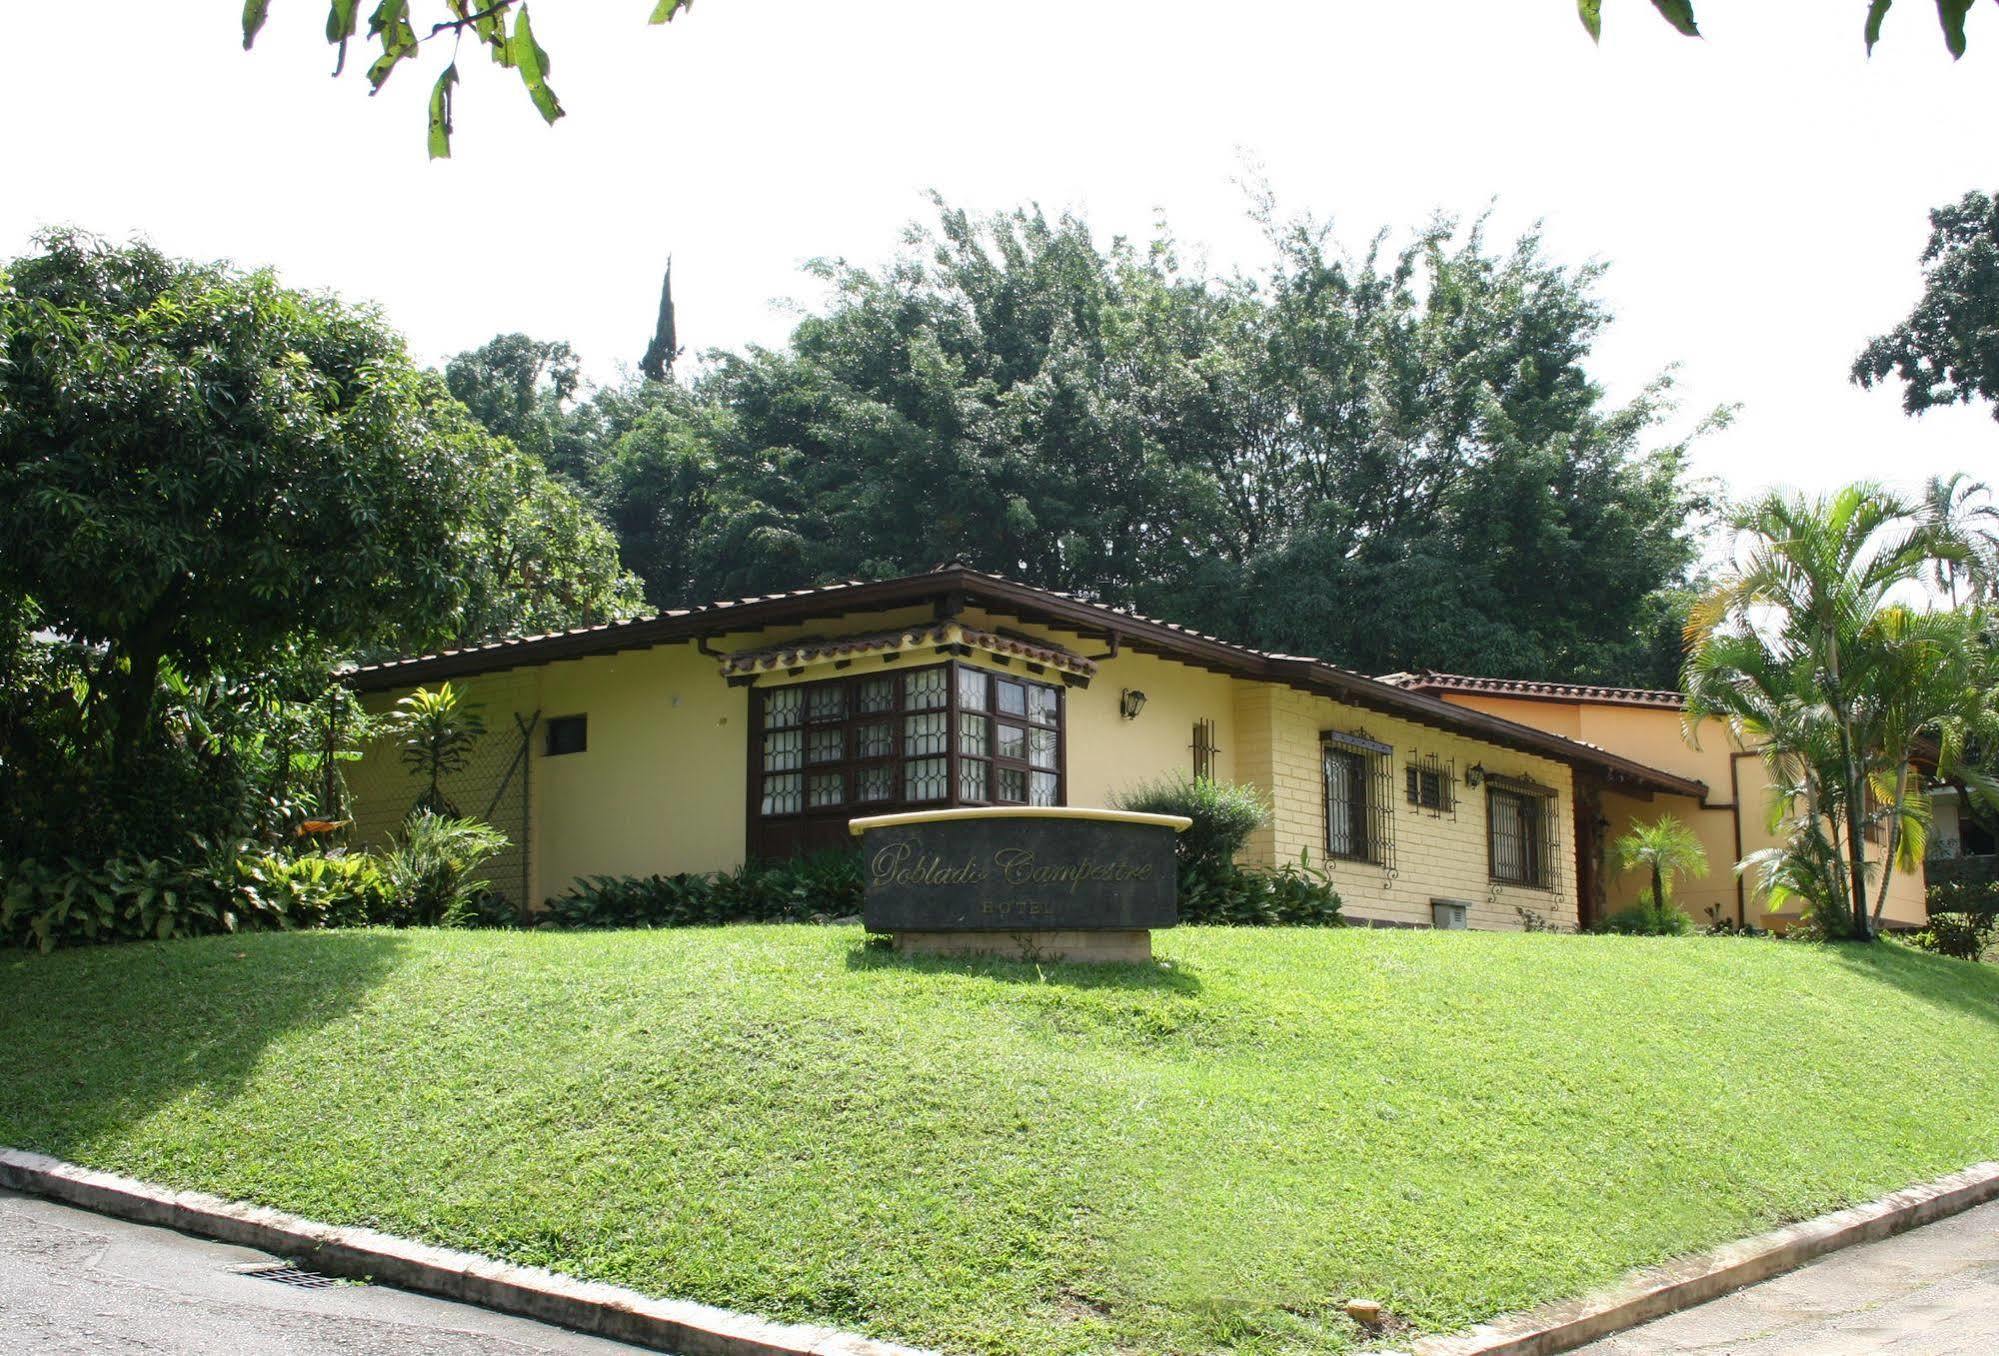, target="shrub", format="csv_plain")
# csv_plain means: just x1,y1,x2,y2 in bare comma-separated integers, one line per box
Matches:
1598,899,1695,936
379,812,509,927
1906,911,1996,962
0,843,301,952
541,851,863,930
236,850,393,929
1113,776,1269,874
1928,874,1999,921
1179,852,1342,927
